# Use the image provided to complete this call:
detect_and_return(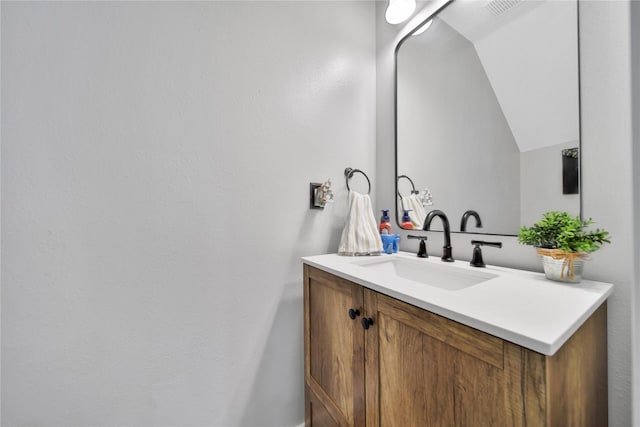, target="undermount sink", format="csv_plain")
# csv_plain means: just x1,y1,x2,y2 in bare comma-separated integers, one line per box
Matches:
355,257,497,291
